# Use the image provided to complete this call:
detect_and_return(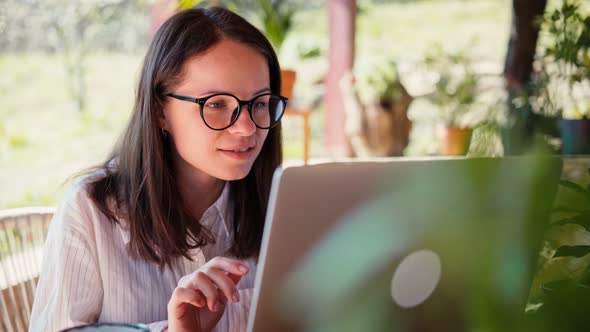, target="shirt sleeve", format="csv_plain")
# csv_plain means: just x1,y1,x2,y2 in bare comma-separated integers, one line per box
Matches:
147,320,168,331
29,191,104,332
29,187,176,332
